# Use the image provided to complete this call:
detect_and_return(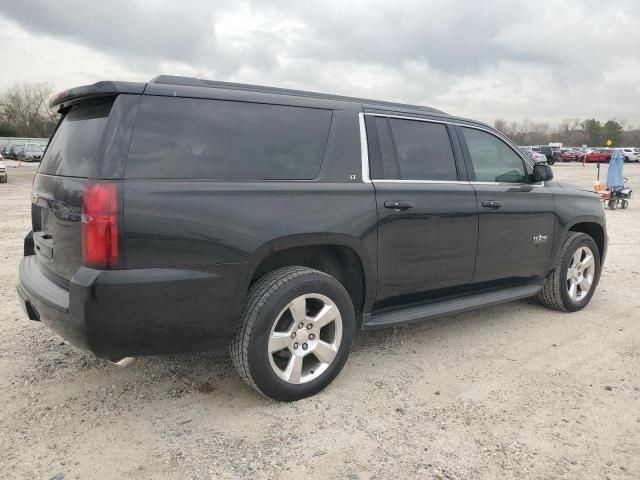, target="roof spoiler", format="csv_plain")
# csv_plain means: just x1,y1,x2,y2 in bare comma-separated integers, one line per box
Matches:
49,81,147,110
